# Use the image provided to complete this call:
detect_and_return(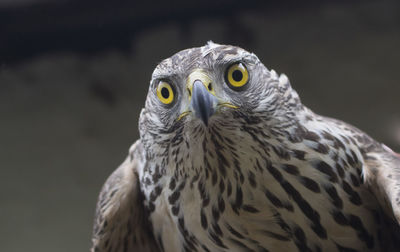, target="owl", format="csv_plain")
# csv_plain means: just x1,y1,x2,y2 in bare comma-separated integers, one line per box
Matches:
91,42,400,252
